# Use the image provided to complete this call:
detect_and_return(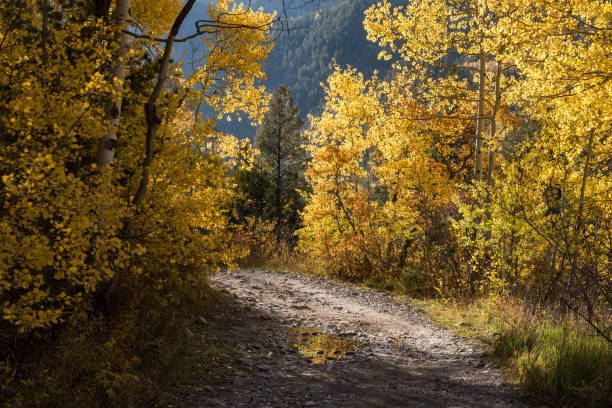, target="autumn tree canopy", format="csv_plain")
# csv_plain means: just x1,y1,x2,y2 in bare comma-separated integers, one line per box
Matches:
298,0,611,338
0,0,276,332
